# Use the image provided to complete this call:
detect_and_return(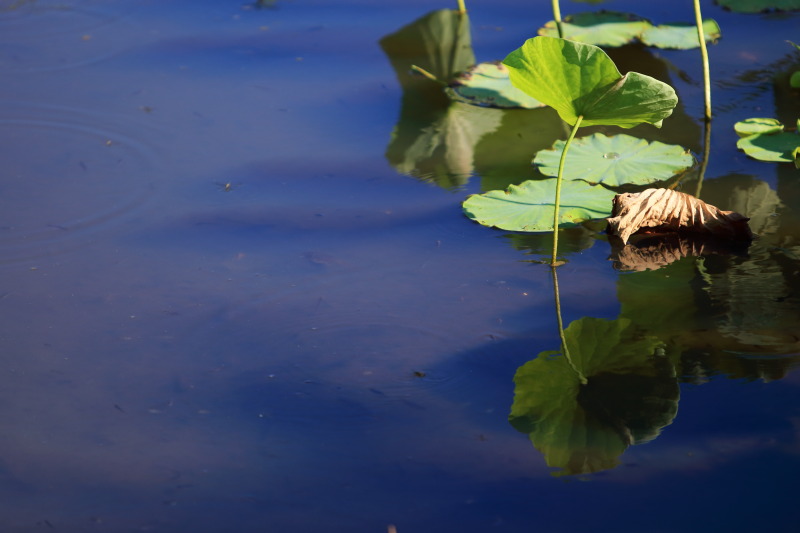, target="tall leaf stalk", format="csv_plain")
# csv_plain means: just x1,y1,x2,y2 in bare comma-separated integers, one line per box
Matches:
457,0,466,14
550,115,583,267
693,0,711,121
551,0,564,38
